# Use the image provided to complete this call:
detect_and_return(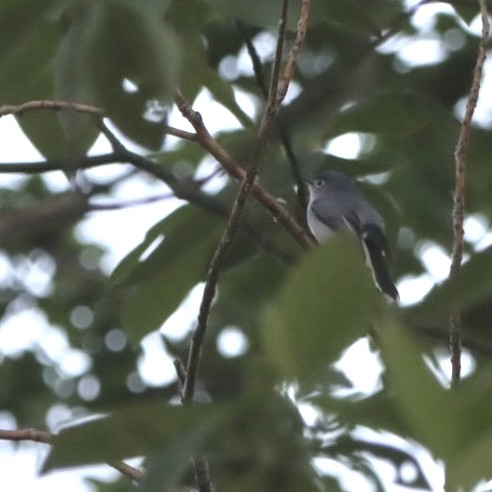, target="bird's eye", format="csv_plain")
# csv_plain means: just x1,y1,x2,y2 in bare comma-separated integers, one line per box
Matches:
315,178,325,188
